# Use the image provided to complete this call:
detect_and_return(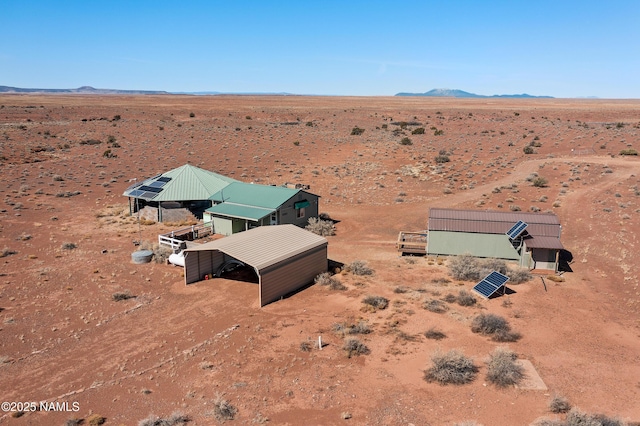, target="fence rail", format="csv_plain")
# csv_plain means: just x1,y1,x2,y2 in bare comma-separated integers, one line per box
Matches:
158,223,213,250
